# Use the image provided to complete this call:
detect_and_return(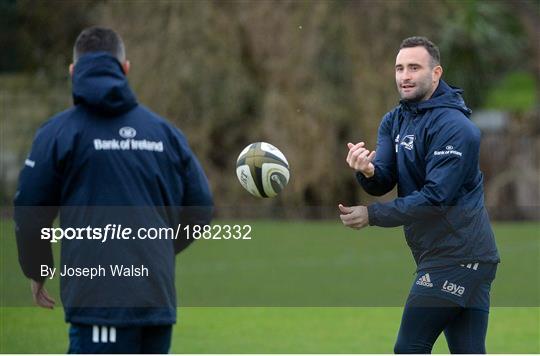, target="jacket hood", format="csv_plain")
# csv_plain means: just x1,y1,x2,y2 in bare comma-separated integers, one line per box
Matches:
400,80,472,117
72,52,137,116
